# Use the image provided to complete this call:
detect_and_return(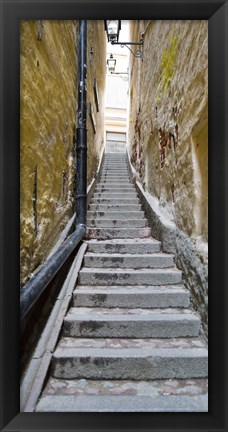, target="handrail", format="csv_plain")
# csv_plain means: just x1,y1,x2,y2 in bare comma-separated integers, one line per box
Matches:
20,20,88,322
20,224,86,321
